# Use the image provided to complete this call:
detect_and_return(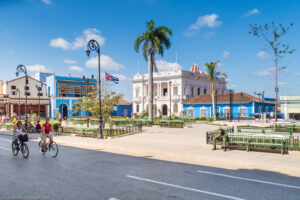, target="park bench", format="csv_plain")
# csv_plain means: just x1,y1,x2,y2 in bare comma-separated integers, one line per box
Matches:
226,133,288,155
